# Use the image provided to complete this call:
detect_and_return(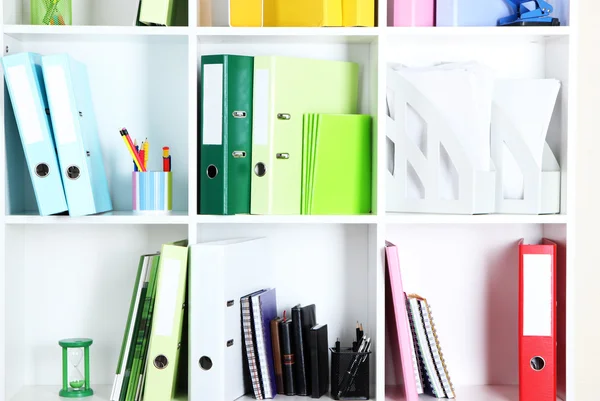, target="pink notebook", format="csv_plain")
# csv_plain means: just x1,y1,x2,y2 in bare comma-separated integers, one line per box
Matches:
388,0,435,27
385,241,419,401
